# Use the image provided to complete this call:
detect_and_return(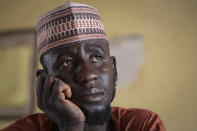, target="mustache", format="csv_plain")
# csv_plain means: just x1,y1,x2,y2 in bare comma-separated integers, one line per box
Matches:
69,82,105,98
79,88,104,97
